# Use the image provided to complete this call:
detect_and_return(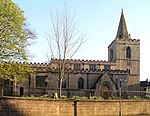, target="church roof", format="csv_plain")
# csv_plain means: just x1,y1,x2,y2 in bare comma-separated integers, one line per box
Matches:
116,9,129,39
